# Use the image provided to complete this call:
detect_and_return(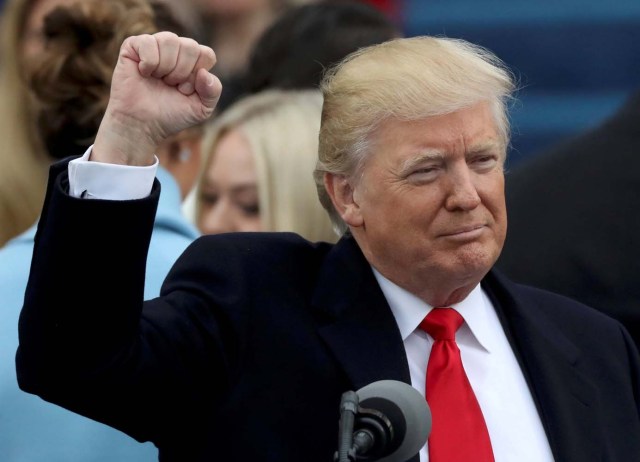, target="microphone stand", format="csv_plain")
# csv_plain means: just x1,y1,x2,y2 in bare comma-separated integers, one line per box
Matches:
335,391,359,462
334,391,394,462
